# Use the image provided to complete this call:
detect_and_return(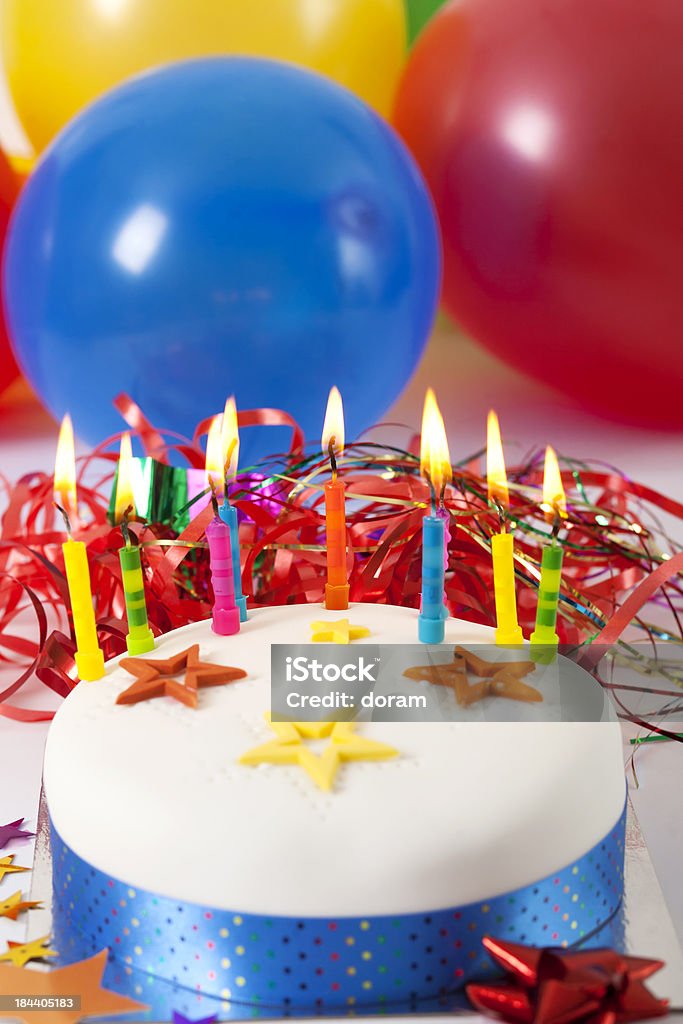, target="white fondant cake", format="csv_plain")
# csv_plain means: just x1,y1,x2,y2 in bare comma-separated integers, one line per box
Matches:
44,603,625,920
